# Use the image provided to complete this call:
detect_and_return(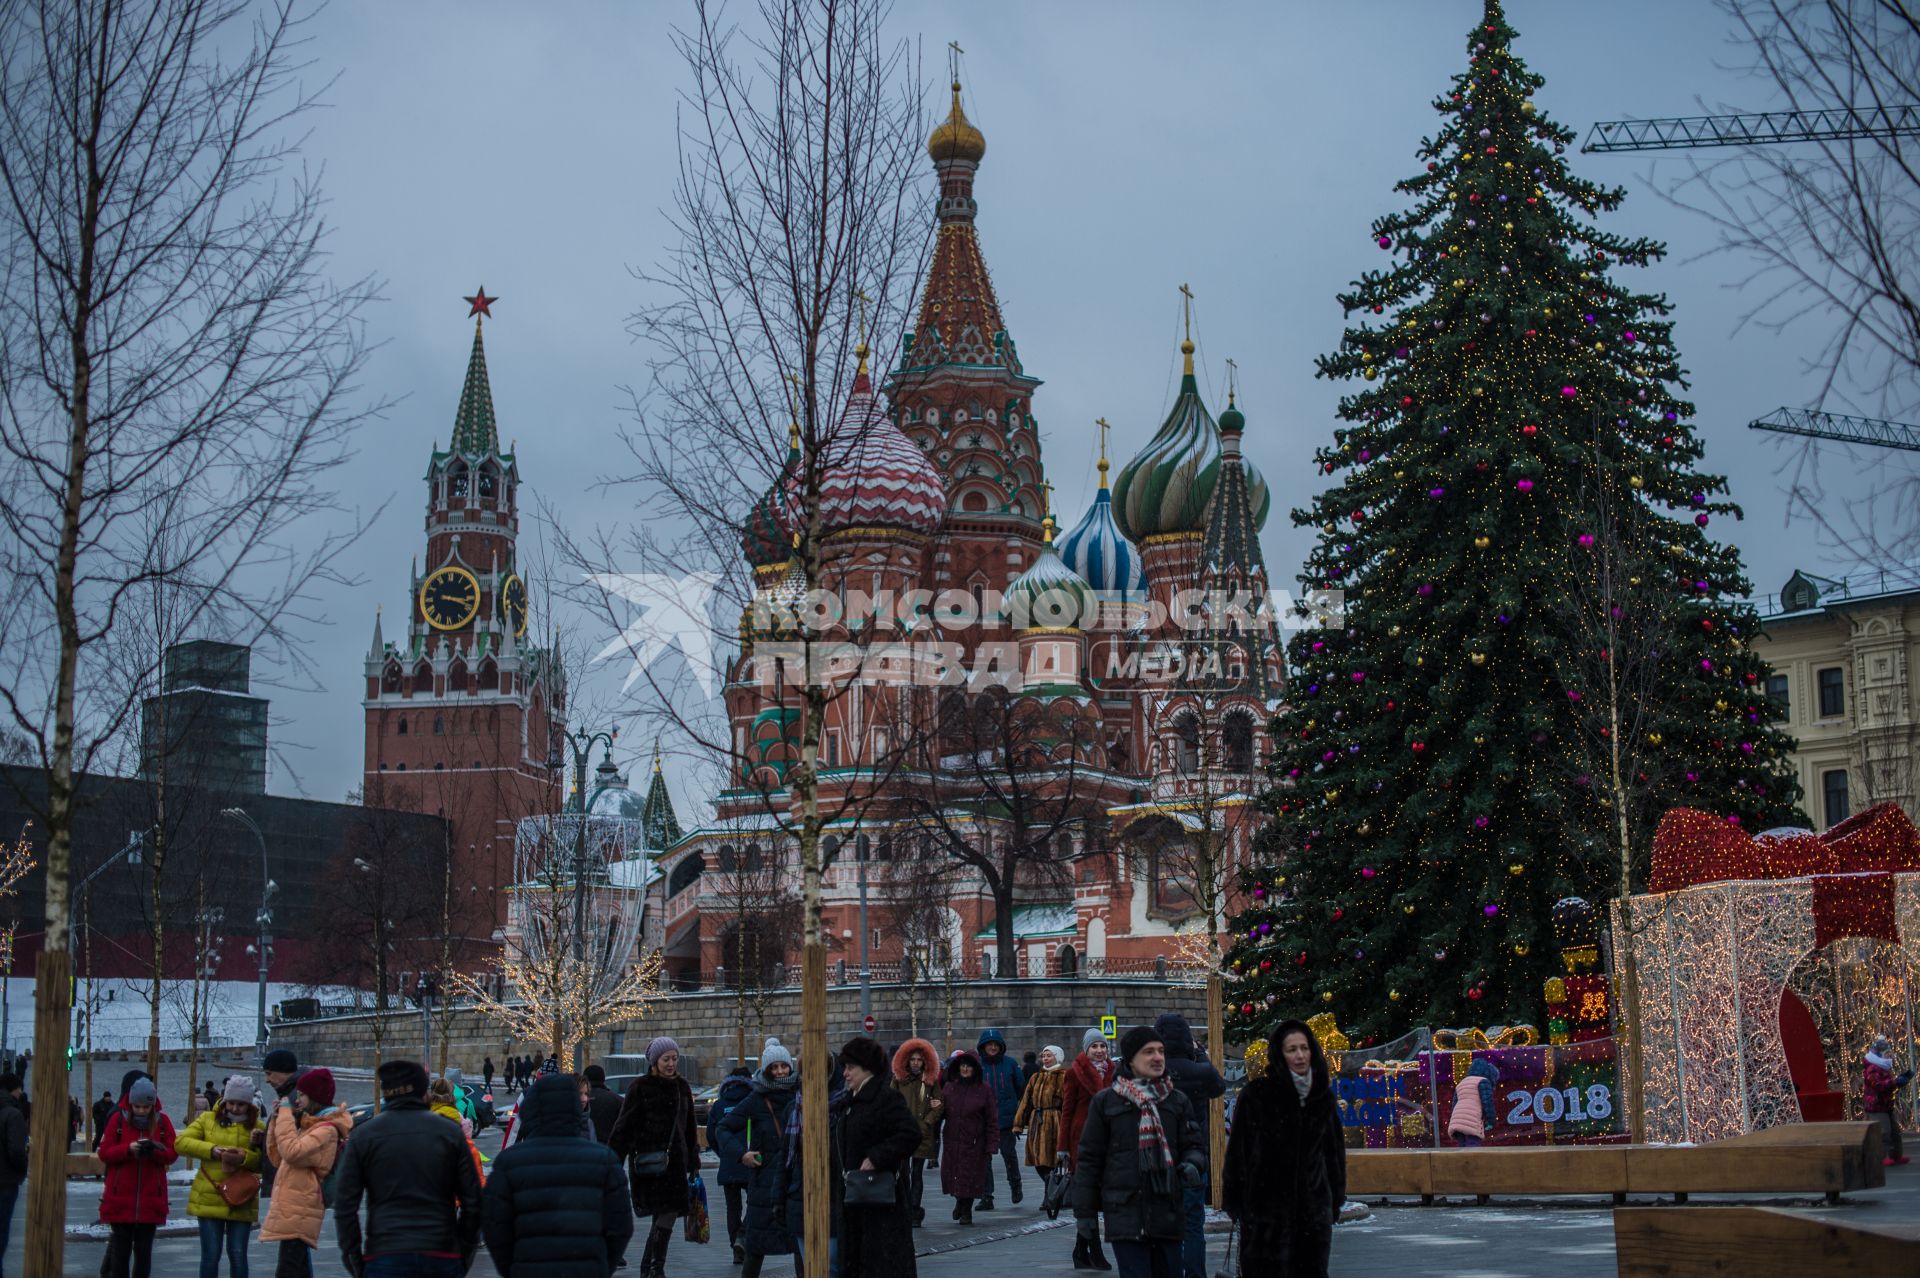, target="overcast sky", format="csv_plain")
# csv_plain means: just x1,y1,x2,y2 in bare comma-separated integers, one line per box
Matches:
255,0,1892,805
